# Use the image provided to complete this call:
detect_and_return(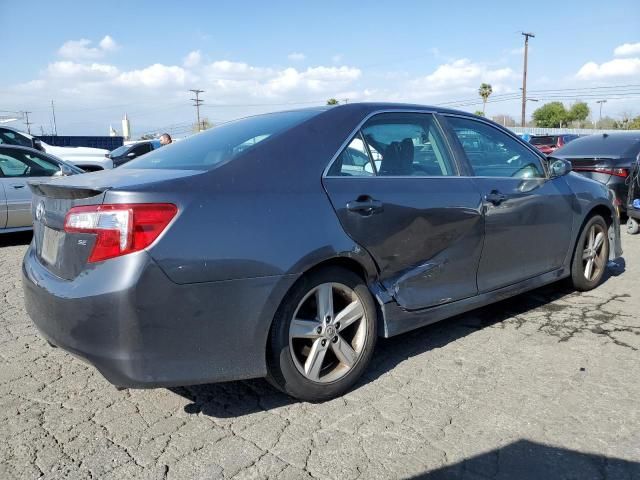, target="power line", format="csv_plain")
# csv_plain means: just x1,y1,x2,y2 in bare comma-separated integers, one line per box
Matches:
51,100,58,136
520,32,535,126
